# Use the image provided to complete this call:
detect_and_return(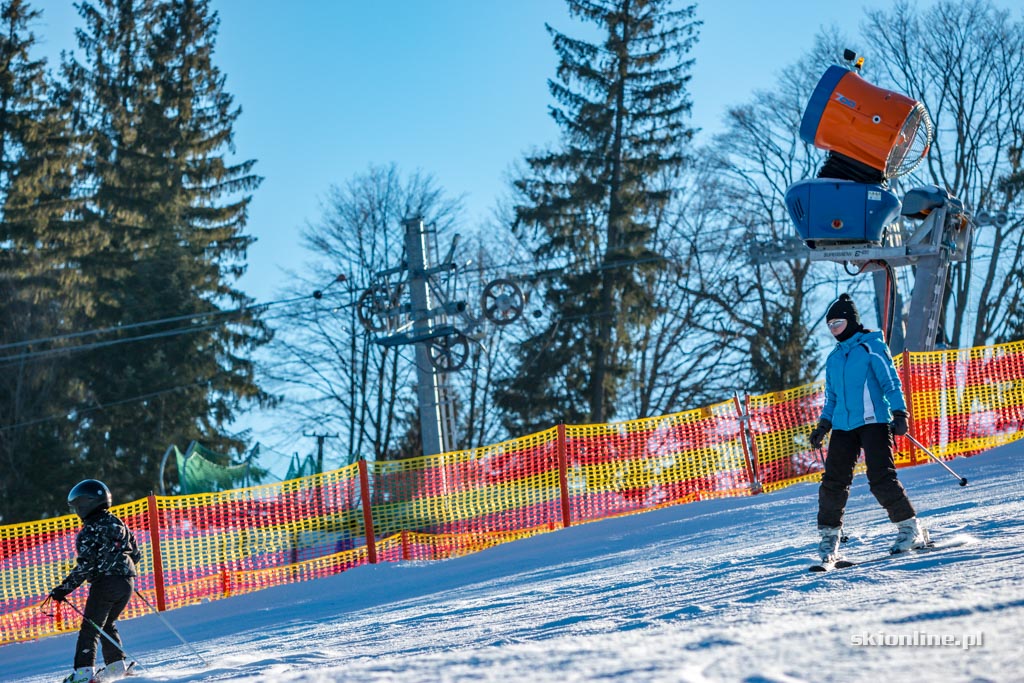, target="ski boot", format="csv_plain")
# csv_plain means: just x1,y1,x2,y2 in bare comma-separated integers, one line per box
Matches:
890,517,930,554
93,660,137,682
60,668,93,683
818,525,842,563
